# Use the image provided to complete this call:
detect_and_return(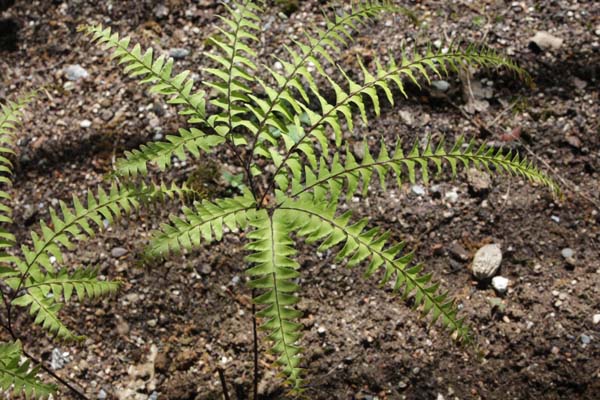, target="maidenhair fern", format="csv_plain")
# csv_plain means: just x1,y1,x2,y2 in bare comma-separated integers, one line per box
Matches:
80,0,558,393
0,0,551,397
0,91,198,397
